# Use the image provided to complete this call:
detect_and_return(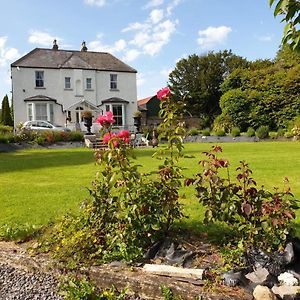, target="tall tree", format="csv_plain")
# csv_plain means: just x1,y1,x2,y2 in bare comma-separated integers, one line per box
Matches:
1,95,13,126
168,50,248,124
270,0,300,52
